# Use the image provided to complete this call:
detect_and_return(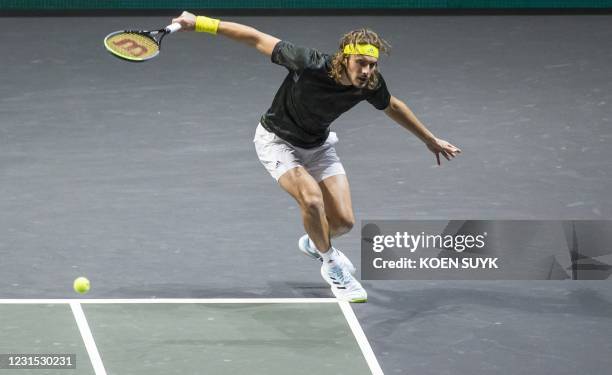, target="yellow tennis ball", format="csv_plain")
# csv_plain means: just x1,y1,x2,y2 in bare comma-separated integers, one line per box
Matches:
73,277,90,294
